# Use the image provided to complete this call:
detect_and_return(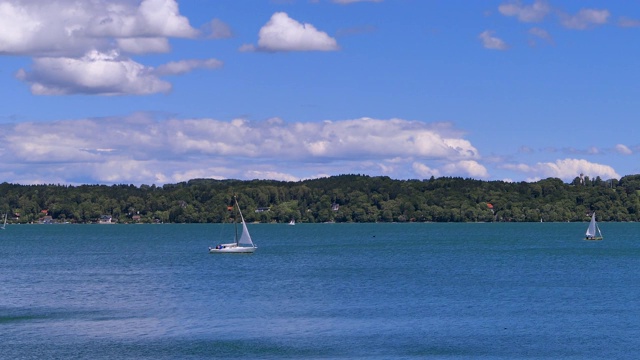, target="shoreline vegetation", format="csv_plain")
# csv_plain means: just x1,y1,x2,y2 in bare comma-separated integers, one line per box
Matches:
1,174,639,224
